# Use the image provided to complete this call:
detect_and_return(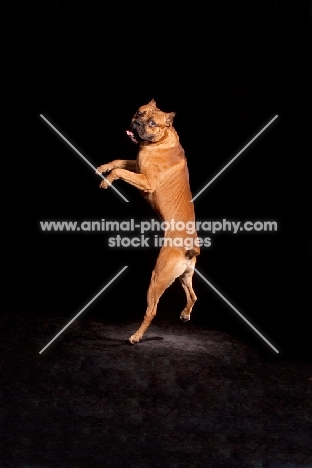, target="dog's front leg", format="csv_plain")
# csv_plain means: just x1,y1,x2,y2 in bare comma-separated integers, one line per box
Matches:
96,160,137,175
99,168,158,192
